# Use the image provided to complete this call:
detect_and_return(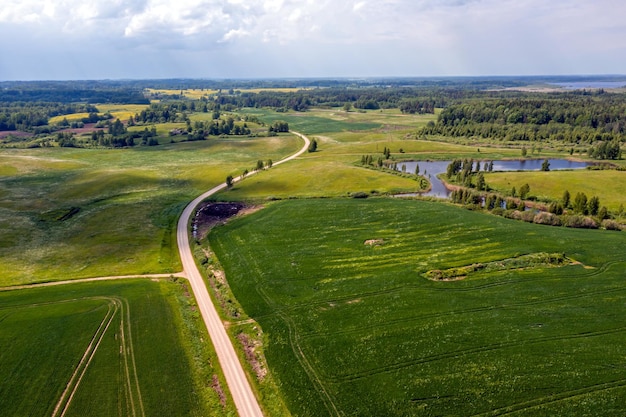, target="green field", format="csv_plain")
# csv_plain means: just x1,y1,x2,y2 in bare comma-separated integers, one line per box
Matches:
0,135,301,285
0,279,231,417
208,198,626,416
484,169,626,211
